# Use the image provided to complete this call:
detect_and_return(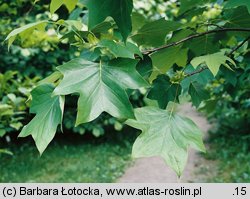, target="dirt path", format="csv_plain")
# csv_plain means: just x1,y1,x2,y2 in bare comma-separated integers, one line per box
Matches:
118,103,213,183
